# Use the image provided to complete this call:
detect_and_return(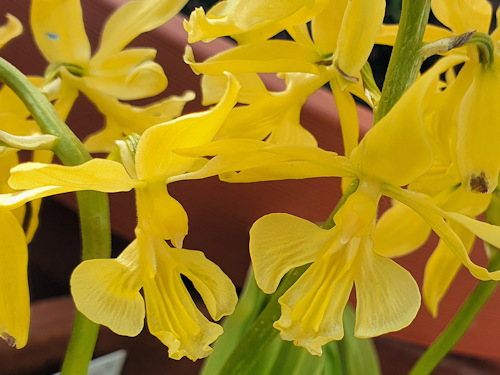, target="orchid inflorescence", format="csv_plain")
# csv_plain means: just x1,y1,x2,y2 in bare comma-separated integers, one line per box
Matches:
0,0,499,374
